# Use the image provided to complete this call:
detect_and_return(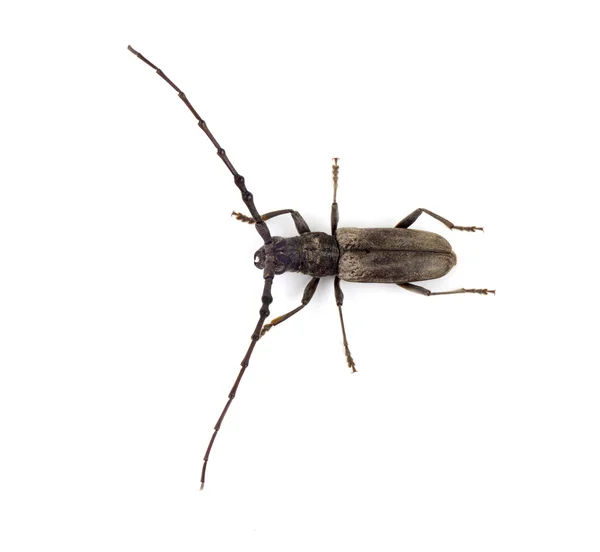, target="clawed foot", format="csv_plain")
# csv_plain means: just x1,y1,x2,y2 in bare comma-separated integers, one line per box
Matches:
260,323,273,338
452,225,484,232
345,348,357,373
465,288,495,295
232,211,255,224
